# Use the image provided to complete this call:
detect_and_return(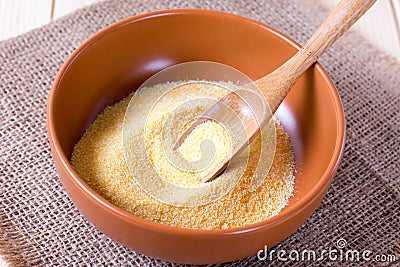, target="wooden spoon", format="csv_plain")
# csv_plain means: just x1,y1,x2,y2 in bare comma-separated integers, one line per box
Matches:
174,0,377,182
